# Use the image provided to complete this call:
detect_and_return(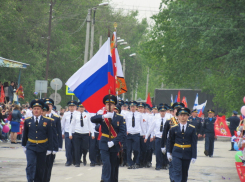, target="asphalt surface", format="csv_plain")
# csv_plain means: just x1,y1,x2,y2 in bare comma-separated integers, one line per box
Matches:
0,140,240,182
